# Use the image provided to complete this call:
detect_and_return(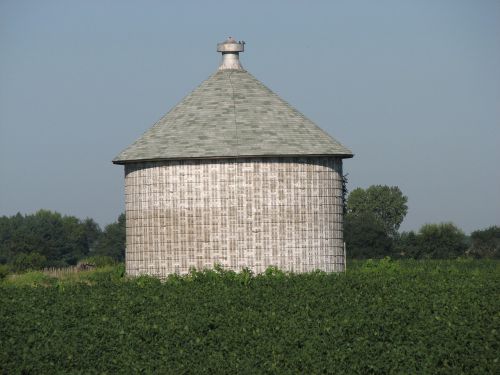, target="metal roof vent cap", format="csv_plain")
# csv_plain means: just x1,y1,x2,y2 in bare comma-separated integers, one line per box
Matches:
217,37,245,70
